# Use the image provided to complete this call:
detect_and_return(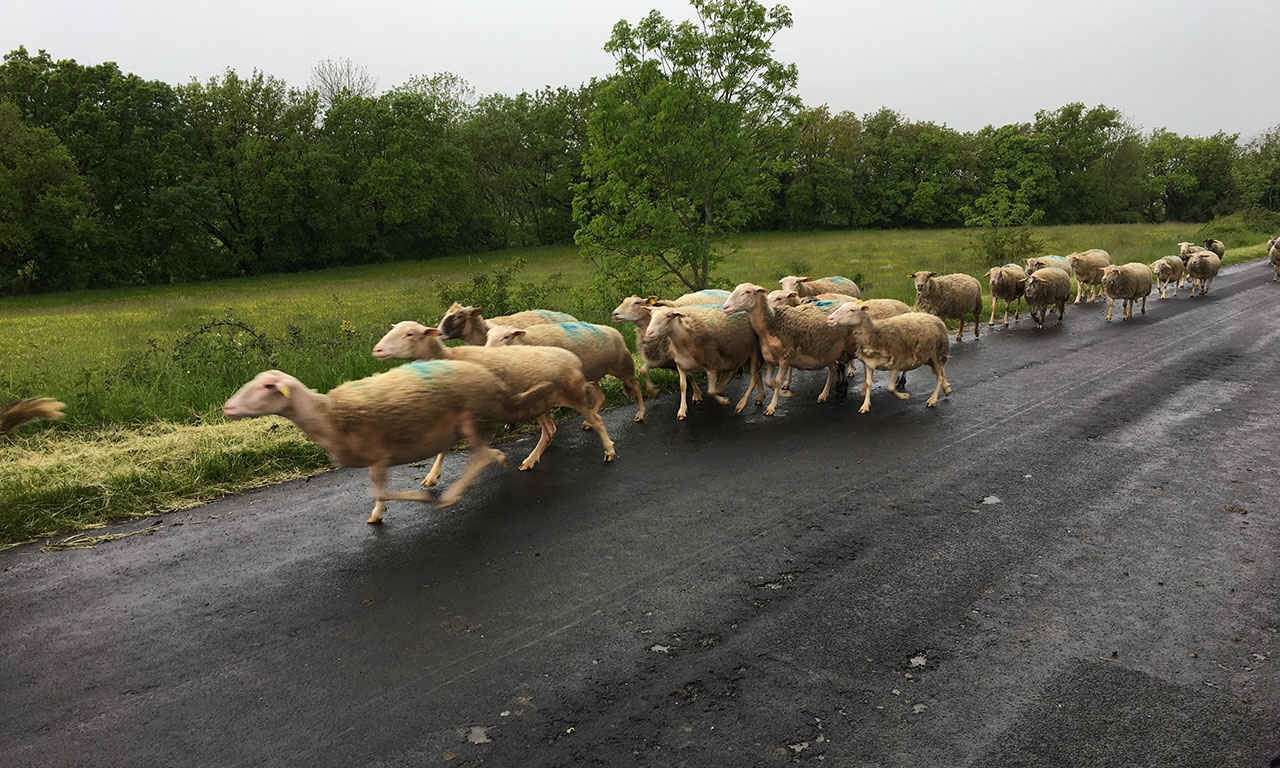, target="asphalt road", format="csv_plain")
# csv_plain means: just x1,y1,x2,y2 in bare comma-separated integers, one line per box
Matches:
3,262,1279,768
